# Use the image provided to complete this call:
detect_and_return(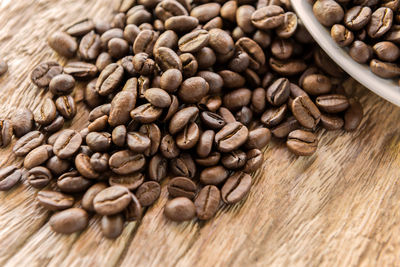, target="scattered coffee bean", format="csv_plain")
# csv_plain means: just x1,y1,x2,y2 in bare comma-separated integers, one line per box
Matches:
49,208,89,234
164,197,196,221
